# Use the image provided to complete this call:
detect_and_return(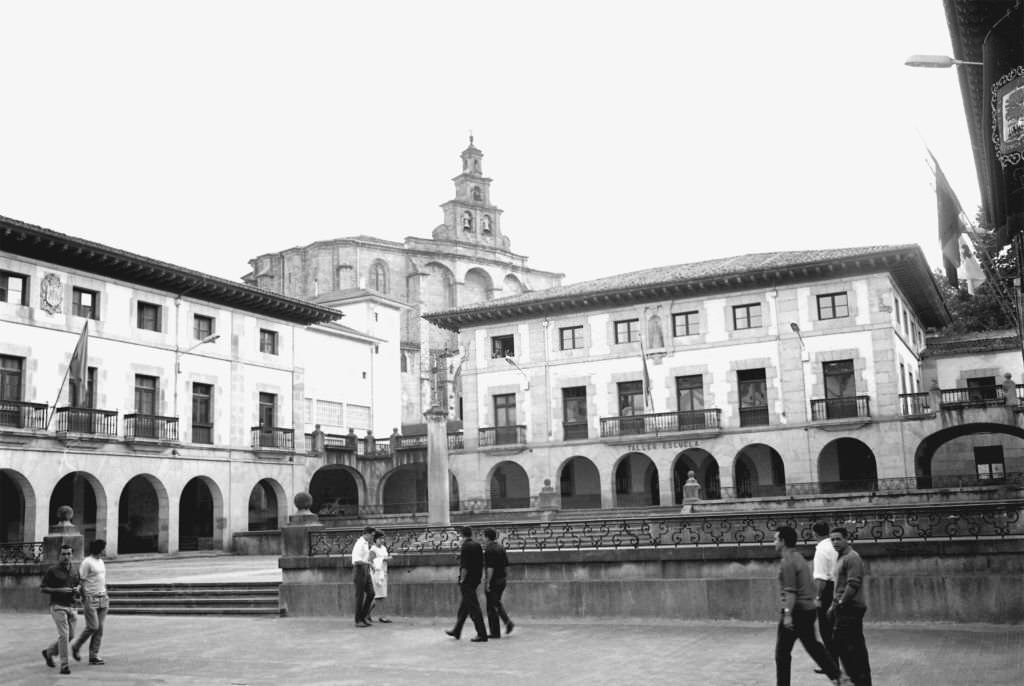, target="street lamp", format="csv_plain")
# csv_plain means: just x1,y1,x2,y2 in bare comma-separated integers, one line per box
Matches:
904,54,982,68
173,333,220,422
504,356,530,390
